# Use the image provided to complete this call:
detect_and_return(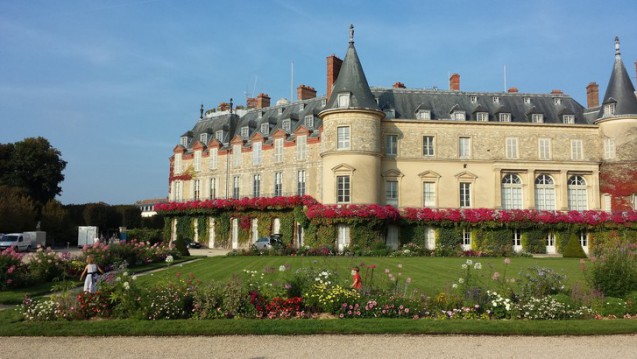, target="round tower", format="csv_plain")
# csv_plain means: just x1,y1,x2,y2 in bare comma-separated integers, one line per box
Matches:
318,25,385,205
